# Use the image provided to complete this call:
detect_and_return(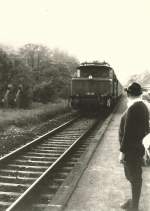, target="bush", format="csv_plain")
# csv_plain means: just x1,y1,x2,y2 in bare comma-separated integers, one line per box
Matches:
0,44,79,106
21,86,33,108
33,82,56,103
